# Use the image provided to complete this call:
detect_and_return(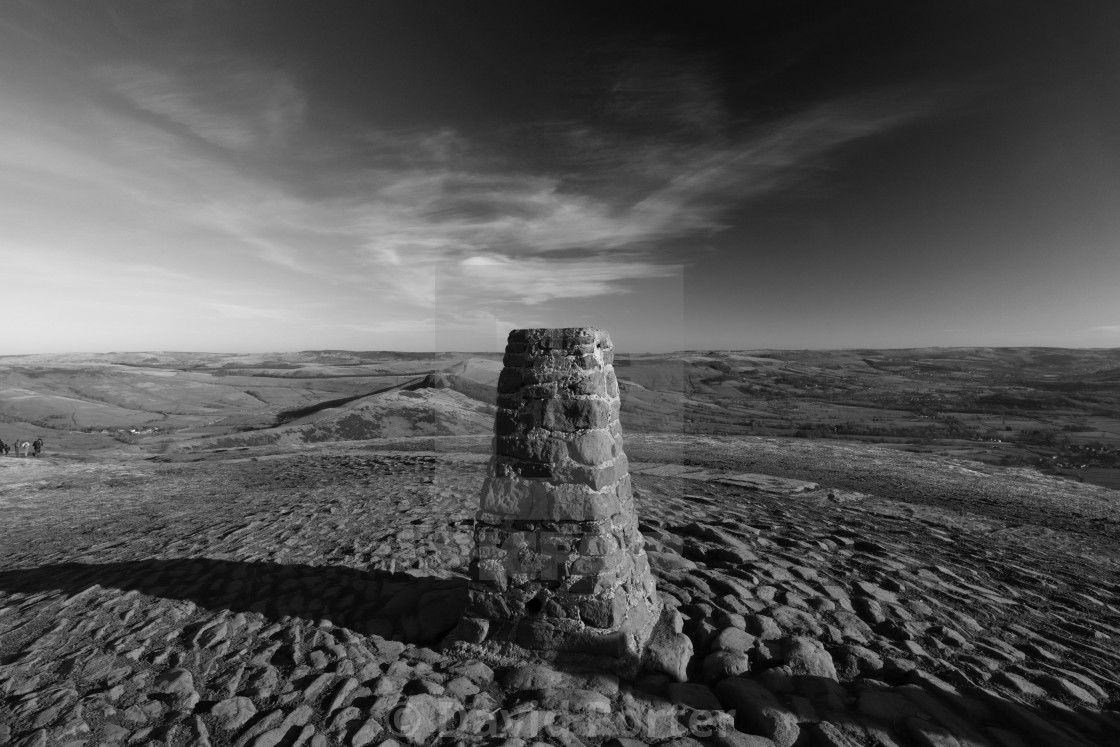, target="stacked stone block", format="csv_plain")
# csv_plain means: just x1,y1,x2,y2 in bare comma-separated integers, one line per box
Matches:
460,328,661,671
